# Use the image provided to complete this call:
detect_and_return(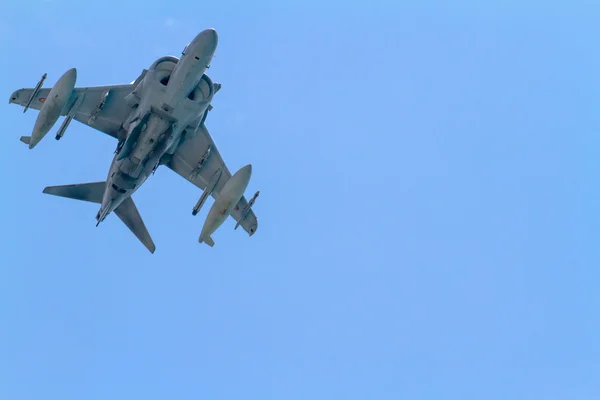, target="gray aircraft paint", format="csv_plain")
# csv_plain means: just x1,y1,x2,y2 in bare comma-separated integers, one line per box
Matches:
199,164,252,246
9,28,259,253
